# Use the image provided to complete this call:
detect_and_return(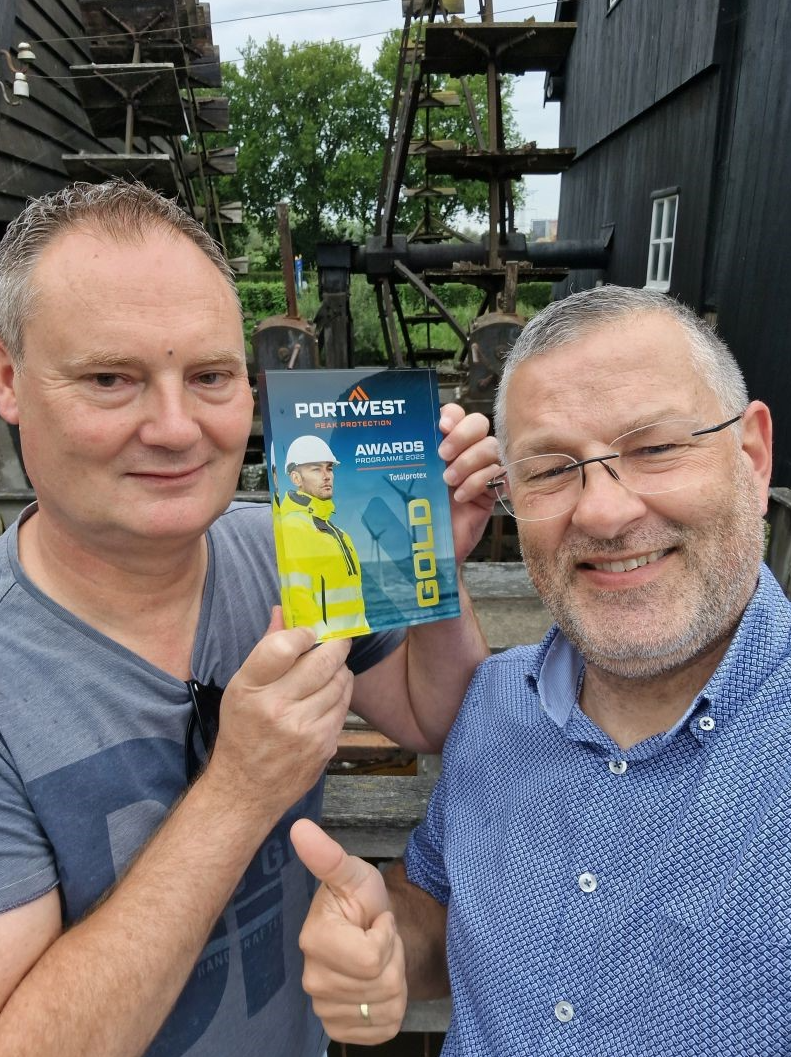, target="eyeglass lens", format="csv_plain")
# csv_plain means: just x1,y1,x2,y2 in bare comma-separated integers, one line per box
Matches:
496,417,736,522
